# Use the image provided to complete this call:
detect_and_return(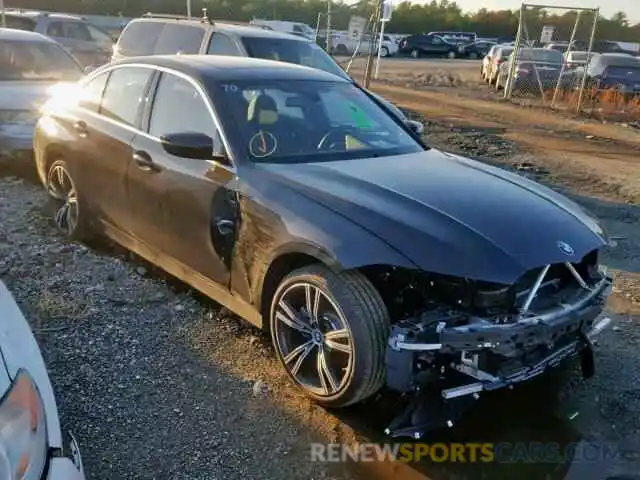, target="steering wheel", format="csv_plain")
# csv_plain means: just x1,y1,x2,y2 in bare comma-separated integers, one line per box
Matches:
317,127,370,151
